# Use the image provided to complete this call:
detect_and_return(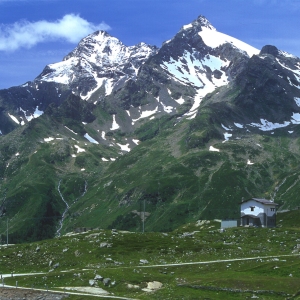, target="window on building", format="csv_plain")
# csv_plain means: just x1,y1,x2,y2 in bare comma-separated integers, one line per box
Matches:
250,206,255,211
270,208,275,211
